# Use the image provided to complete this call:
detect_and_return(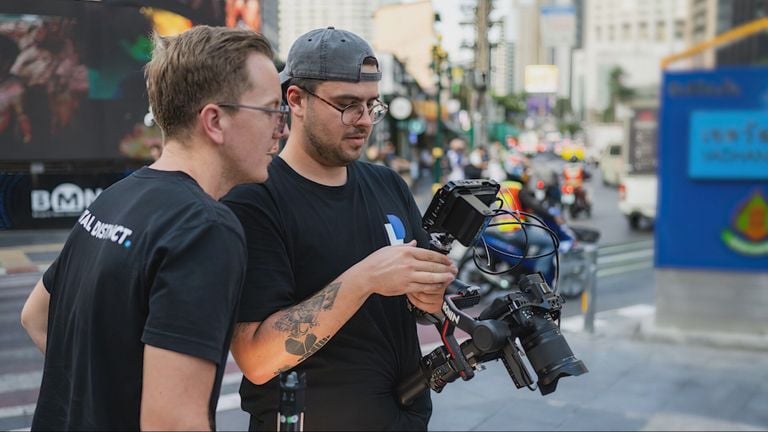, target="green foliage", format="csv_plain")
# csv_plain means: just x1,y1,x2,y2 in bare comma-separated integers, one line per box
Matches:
602,66,635,122
492,92,526,120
